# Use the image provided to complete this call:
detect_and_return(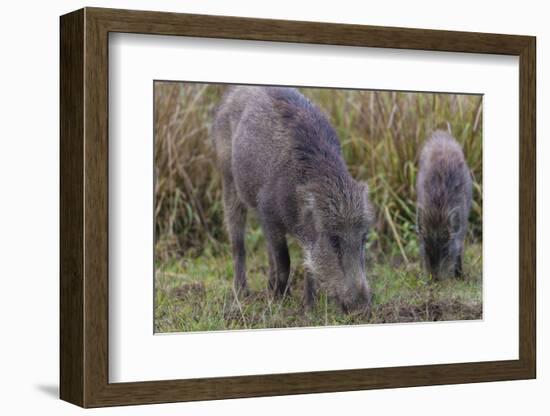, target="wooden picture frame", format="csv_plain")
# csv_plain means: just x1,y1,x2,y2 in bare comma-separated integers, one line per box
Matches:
60,7,536,408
